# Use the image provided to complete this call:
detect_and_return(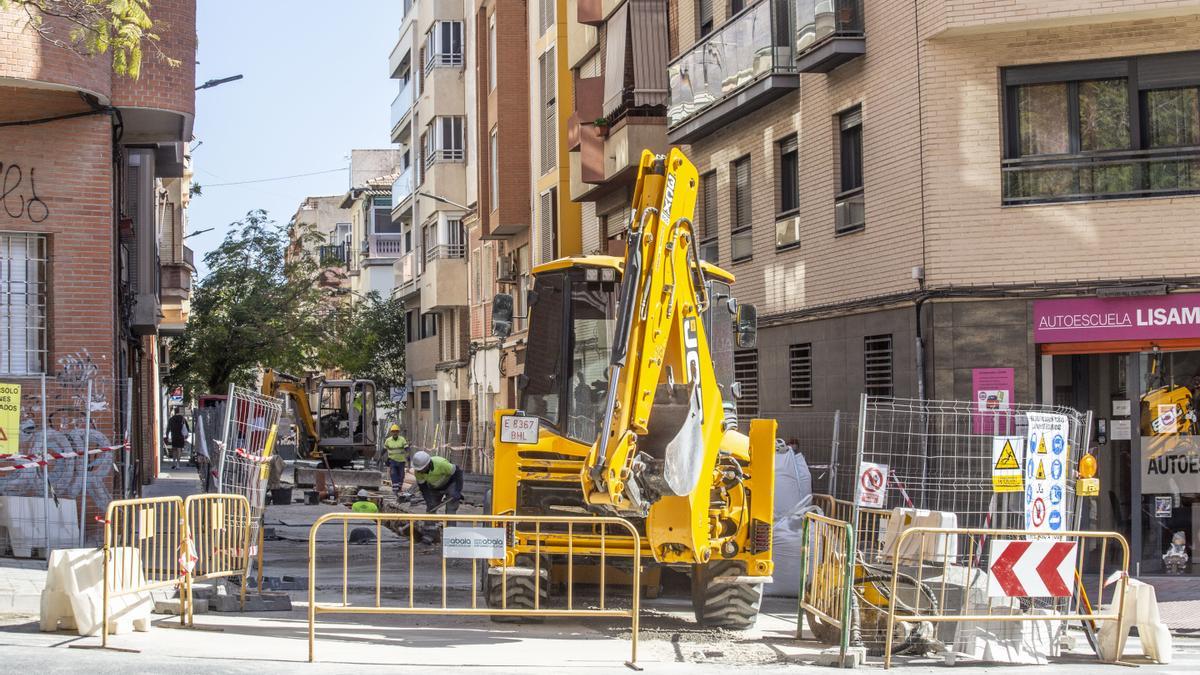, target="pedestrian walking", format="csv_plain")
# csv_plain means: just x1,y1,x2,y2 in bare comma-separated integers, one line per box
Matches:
165,406,190,470
410,450,464,514
383,424,410,496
